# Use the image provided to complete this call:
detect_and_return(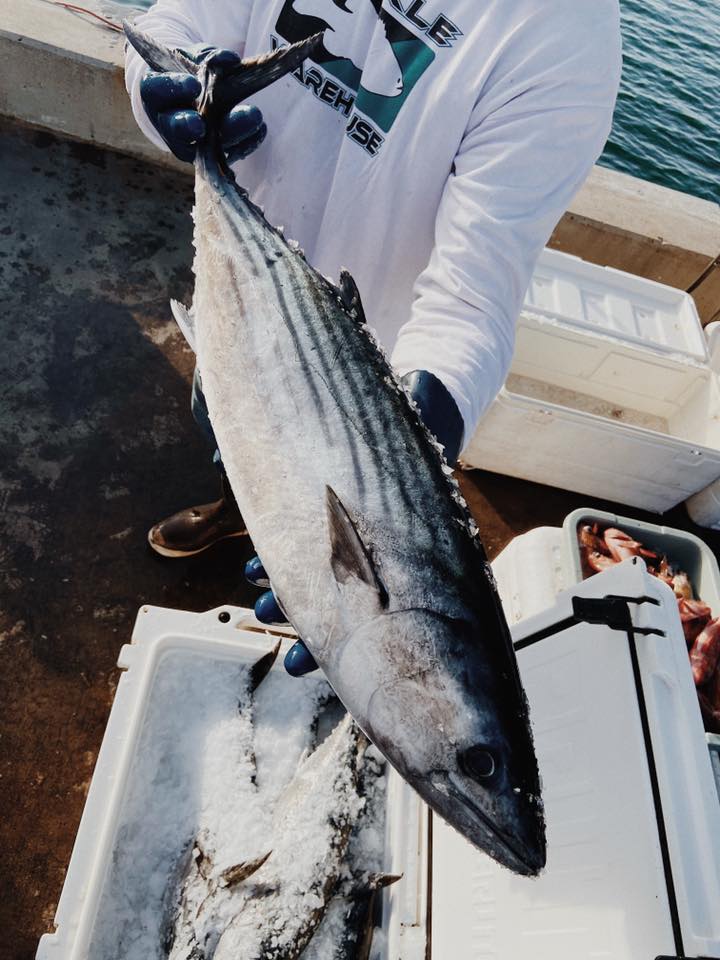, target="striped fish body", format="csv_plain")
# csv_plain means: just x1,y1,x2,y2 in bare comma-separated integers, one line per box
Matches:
125,24,545,877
